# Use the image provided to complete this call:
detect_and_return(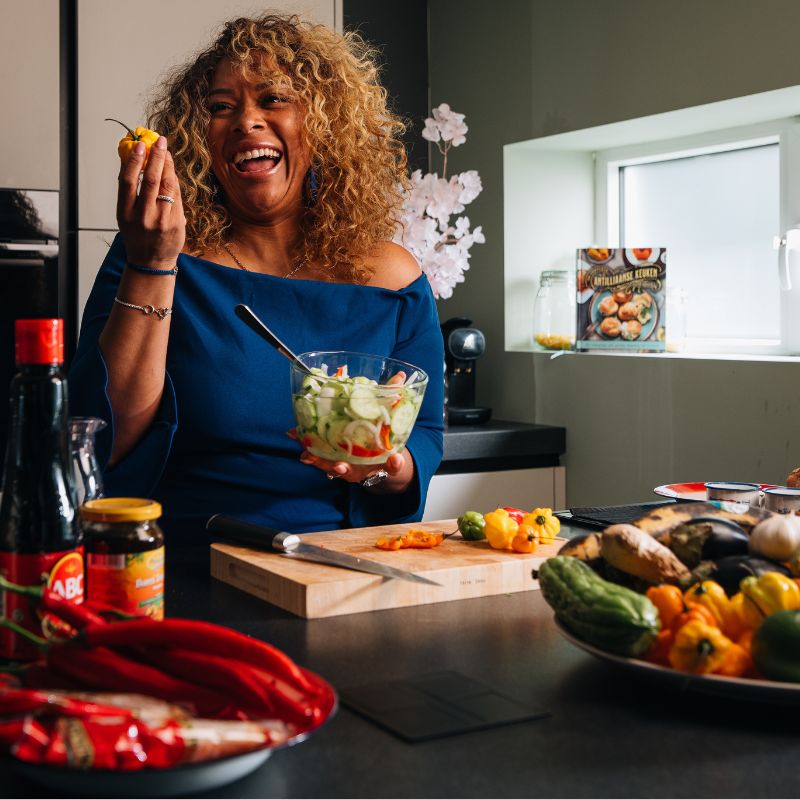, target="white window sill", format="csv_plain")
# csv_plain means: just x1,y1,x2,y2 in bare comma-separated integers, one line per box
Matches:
529,348,800,364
